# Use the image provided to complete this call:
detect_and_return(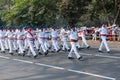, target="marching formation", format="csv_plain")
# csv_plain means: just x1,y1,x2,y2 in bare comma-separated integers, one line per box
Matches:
0,24,115,60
